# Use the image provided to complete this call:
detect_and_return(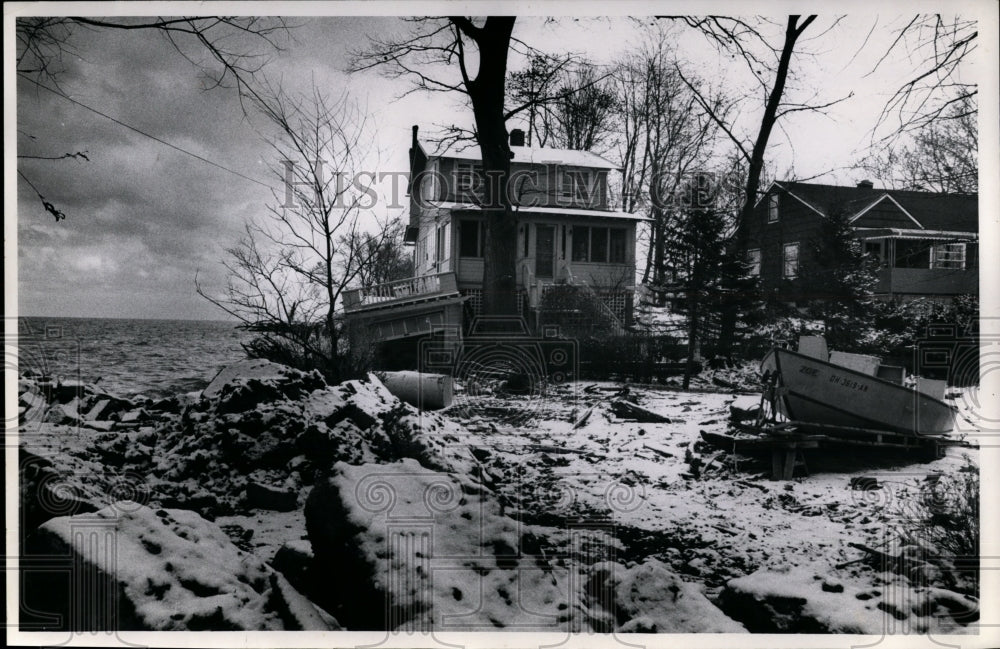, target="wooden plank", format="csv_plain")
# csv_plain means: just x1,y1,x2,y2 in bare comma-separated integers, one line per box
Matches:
771,449,783,480
782,449,796,480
